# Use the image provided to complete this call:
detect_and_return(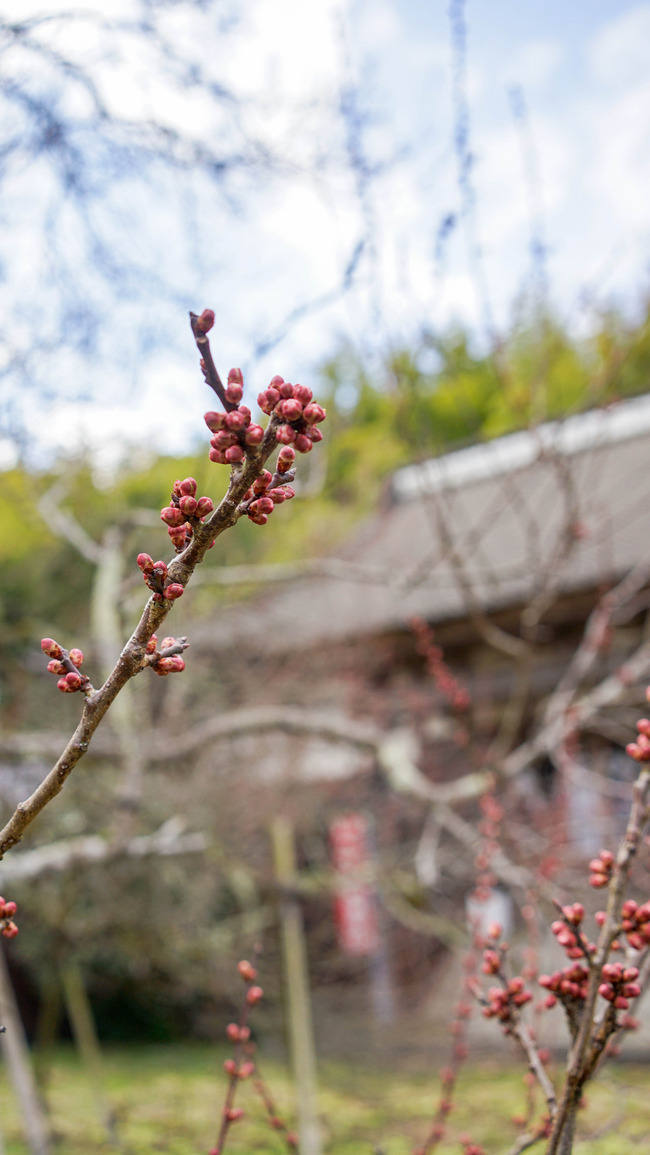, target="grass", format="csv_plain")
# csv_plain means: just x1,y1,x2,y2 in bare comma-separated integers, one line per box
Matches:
0,1043,648,1153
